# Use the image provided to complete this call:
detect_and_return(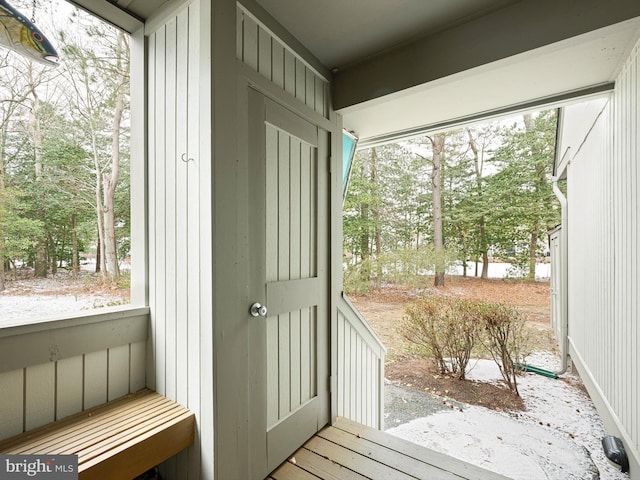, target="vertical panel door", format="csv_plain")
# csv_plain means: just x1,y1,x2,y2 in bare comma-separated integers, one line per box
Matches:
248,88,330,478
